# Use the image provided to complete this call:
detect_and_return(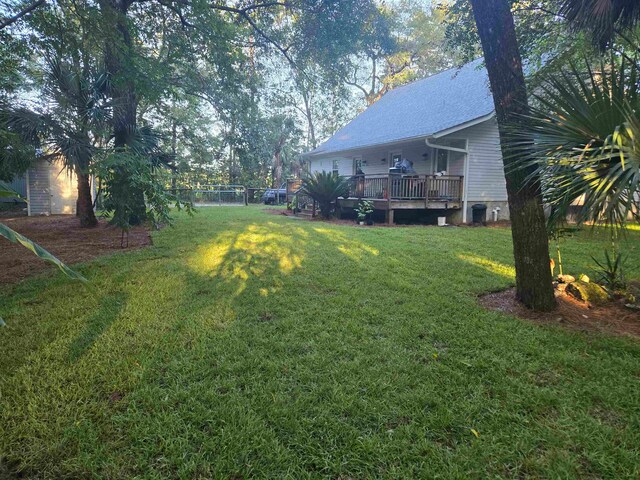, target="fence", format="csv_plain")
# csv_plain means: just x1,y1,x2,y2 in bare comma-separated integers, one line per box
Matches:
173,185,247,206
